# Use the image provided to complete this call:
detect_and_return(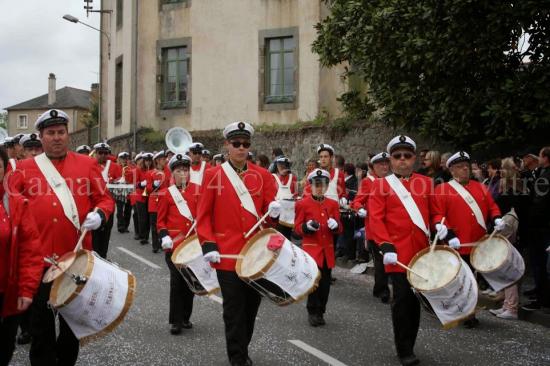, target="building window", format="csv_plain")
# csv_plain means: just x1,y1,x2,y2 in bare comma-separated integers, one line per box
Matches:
162,0,185,4
116,0,123,29
265,37,295,104
161,47,188,109
115,59,123,123
17,114,28,129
